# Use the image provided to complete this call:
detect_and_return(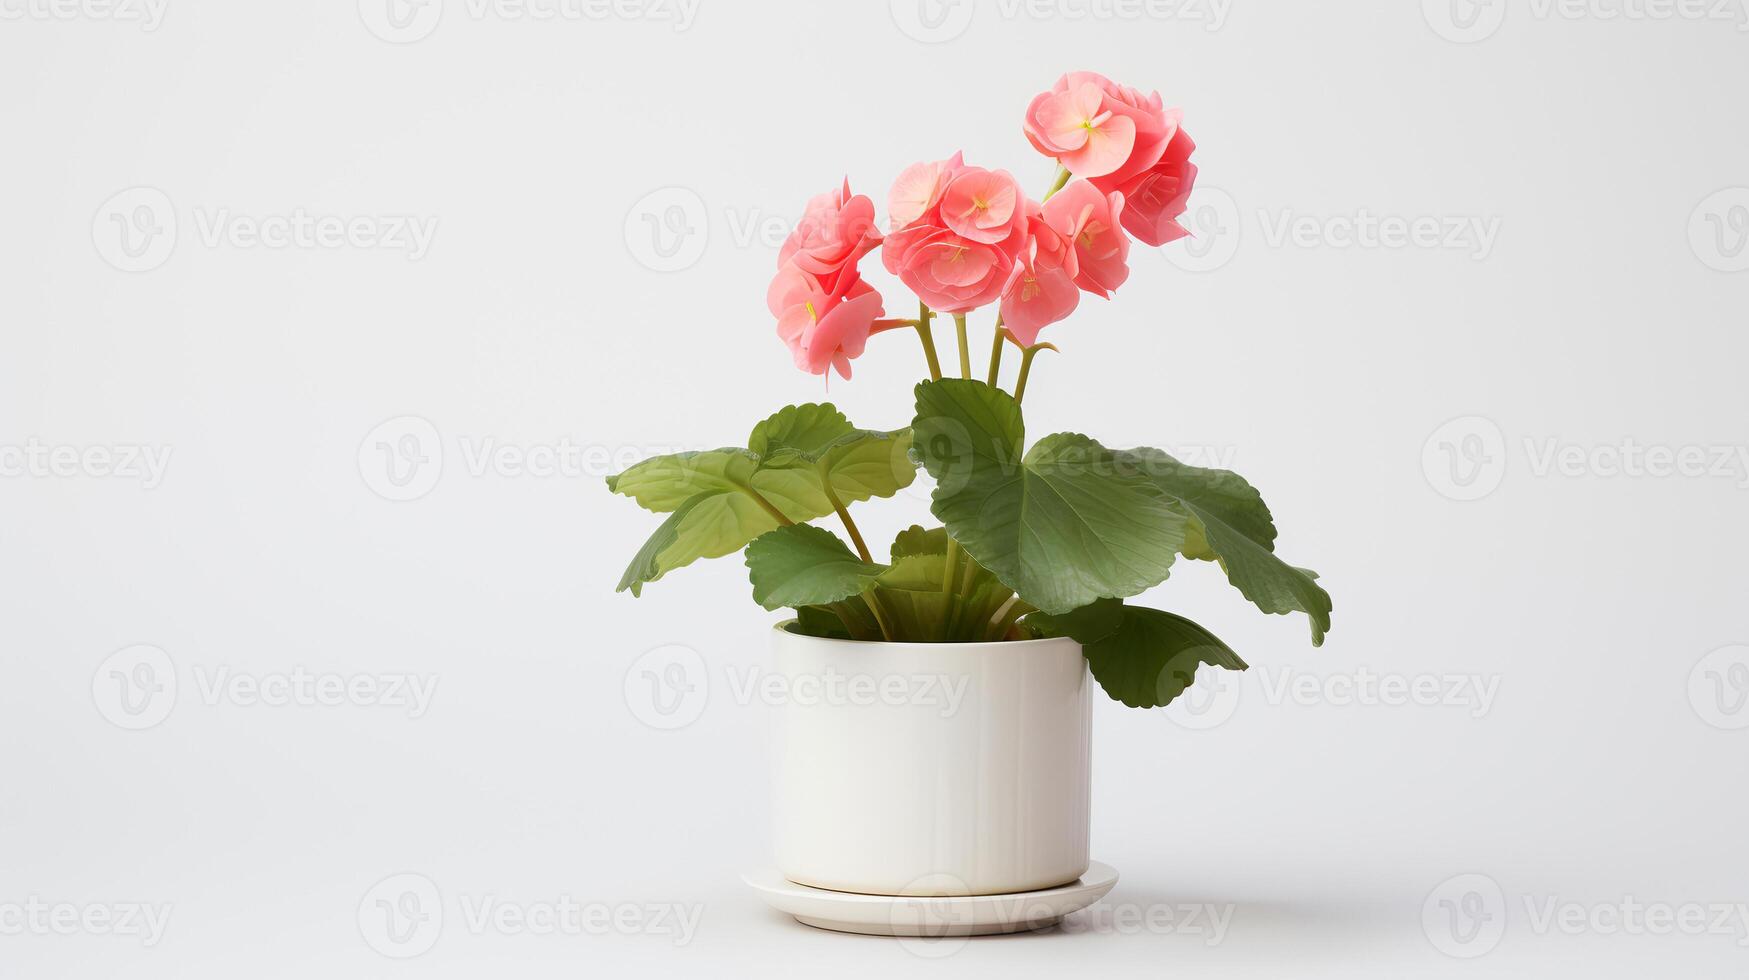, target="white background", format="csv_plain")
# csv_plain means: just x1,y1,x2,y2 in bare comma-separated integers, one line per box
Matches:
4,0,1748,976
